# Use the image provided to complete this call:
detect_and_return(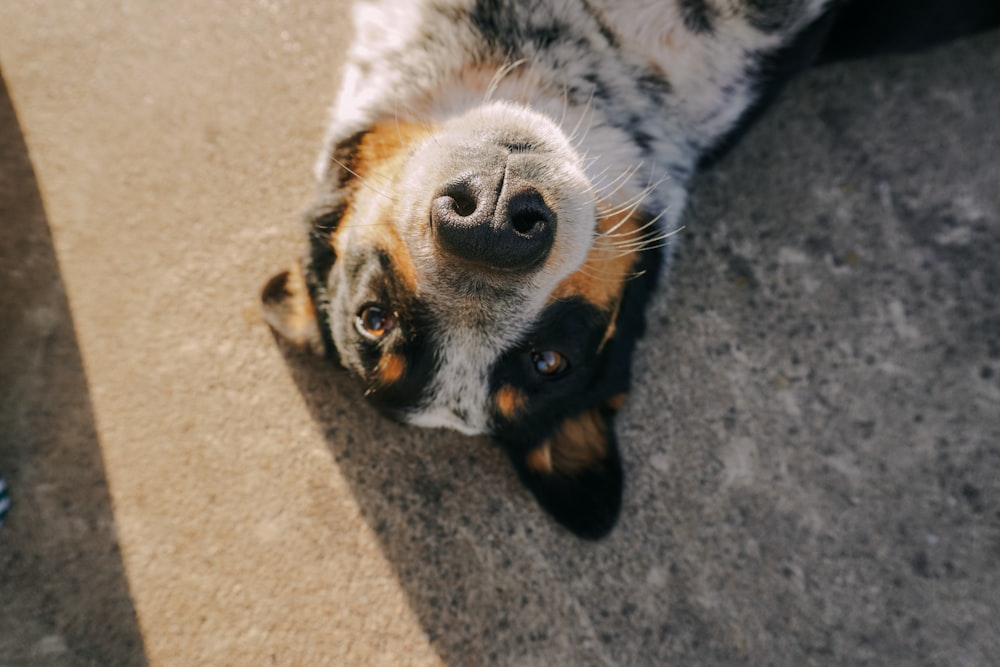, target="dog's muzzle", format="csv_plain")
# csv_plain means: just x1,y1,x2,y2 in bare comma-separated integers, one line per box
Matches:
392,102,595,306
